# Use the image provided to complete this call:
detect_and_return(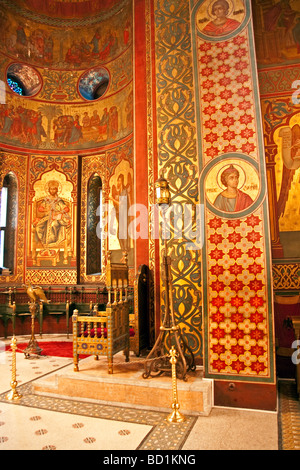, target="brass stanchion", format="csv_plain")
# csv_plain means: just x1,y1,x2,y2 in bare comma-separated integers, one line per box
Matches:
6,336,22,401
166,346,185,423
